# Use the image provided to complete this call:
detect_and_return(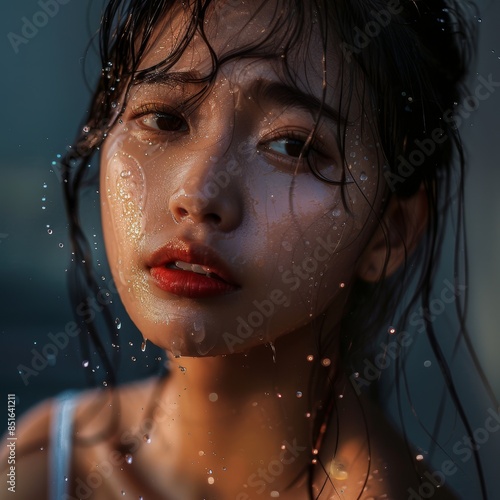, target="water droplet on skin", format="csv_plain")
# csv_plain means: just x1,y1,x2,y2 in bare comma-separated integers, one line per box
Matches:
82,360,89,368
143,434,151,443
332,208,341,217
269,342,276,363
120,170,131,178
329,460,348,480
359,172,368,181
125,454,133,464
424,360,432,368
178,365,187,373
208,477,215,485
281,240,293,251
270,492,280,497
141,339,147,352
115,318,122,330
